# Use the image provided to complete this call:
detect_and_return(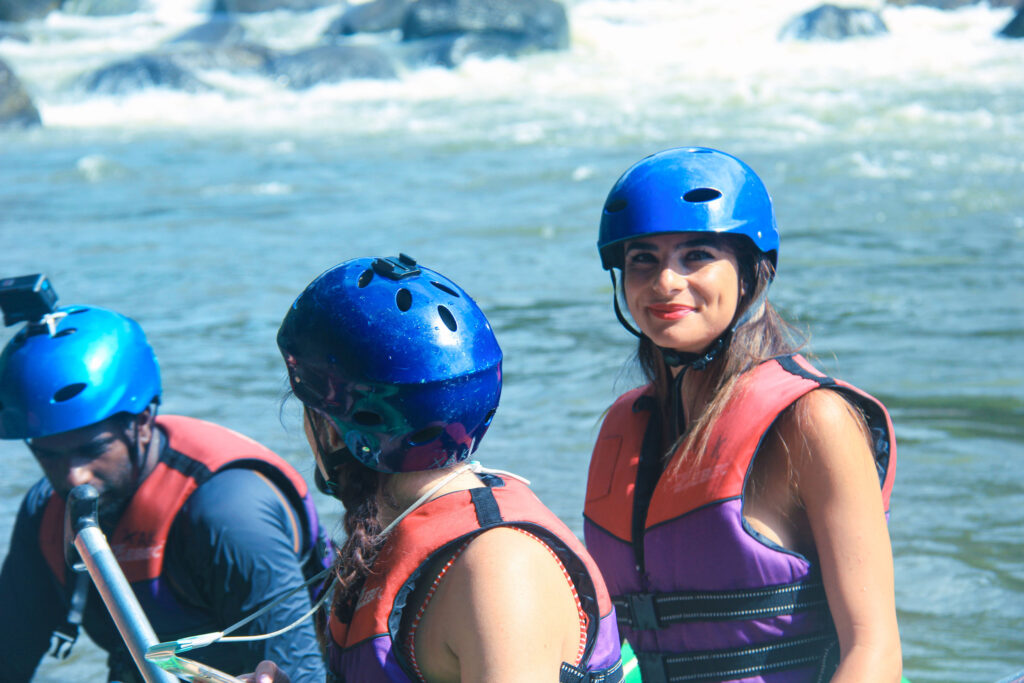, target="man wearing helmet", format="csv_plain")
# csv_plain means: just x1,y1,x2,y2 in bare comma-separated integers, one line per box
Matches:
0,301,330,682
